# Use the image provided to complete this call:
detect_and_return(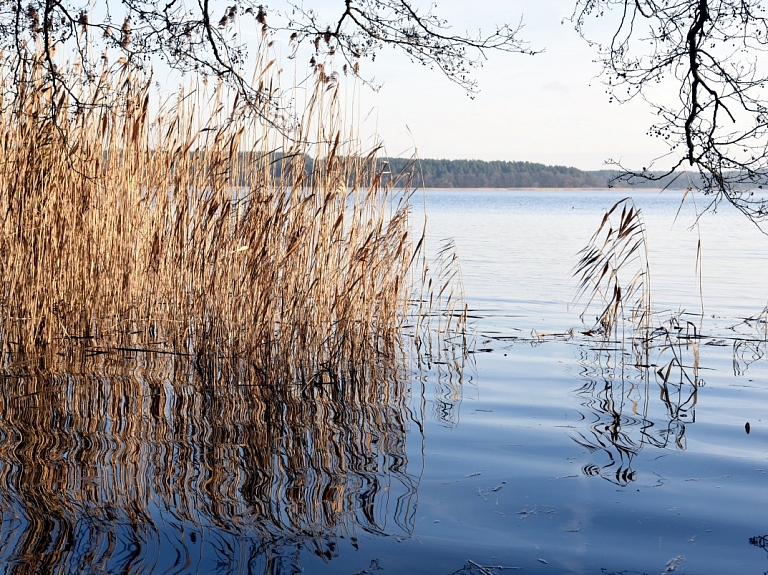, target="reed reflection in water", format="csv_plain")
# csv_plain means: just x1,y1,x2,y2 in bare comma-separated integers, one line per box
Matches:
0,354,430,573
568,311,758,486
573,351,695,486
